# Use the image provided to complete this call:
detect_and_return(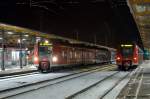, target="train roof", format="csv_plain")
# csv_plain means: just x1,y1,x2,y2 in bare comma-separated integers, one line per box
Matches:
0,22,116,51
